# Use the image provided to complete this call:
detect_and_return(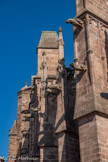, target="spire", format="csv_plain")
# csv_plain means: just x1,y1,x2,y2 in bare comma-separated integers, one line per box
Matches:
58,26,64,63
59,26,63,40
25,81,27,88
